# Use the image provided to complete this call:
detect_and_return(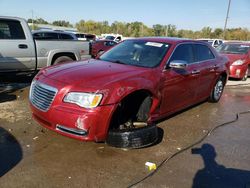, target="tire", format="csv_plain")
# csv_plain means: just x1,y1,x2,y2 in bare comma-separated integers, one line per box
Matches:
241,69,248,81
209,76,225,103
136,96,152,121
53,56,73,65
106,123,158,149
